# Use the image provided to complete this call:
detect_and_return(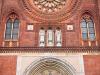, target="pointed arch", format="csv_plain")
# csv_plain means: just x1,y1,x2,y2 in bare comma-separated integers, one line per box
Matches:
3,8,22,21
80,13,96,41
4,12,20,47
